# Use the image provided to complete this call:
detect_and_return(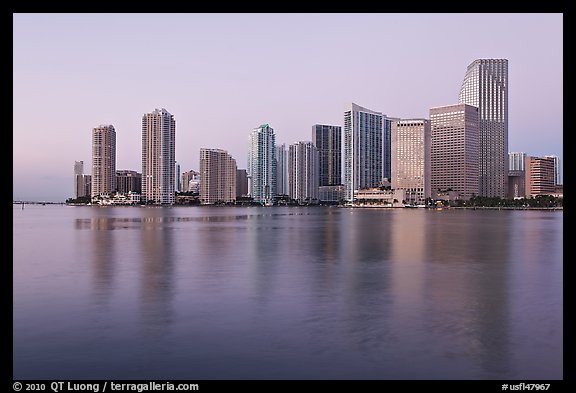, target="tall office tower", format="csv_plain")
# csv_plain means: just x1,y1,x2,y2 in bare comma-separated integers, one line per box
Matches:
115,170,142,194
430,104,479,200
199,148,237,204
181,170,199,193
312,124,341,186
544,155,562,185
275,143,288,195
175,162,181,192
83,175,92,197
247,124,276,204
91,125,116,198
343,103,383,201
459,58,508,197
236,169,248,197
391,119,431,204
525,156,555,196
74,160,85,198
509,152,527,171
141,108,176,205
288,141,319,203
382,116,396,181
